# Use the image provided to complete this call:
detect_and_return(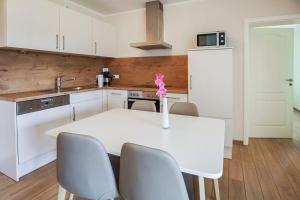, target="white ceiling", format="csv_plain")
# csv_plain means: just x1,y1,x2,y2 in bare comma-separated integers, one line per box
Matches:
69,0,194,15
